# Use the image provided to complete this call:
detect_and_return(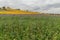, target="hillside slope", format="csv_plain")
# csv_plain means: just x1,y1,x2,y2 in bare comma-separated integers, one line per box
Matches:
0,7,39,14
